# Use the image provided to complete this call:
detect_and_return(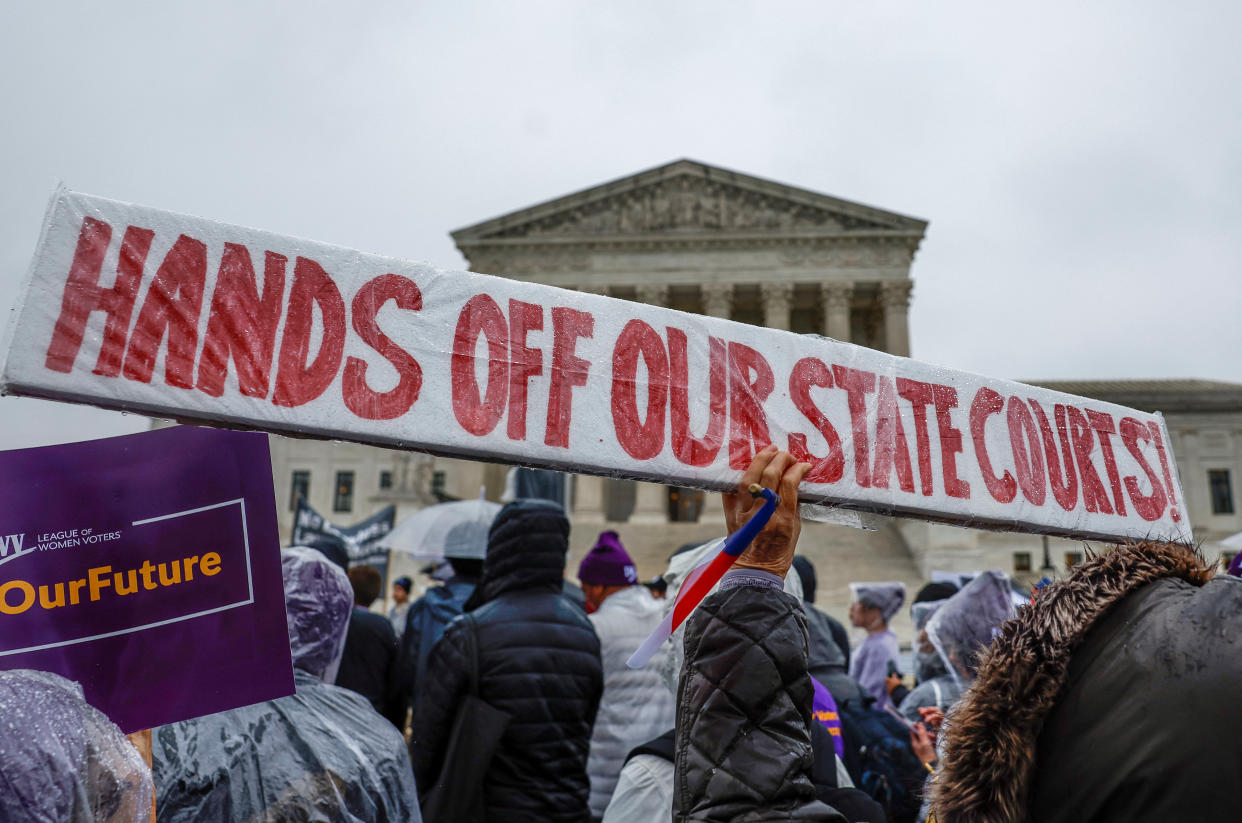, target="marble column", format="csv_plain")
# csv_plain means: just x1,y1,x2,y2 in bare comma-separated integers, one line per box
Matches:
700,282,733,319
880,281,914,357
636,283,669,307
630,480,669,523
821,281,853,342
573,473,607,522
760,282,793,330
